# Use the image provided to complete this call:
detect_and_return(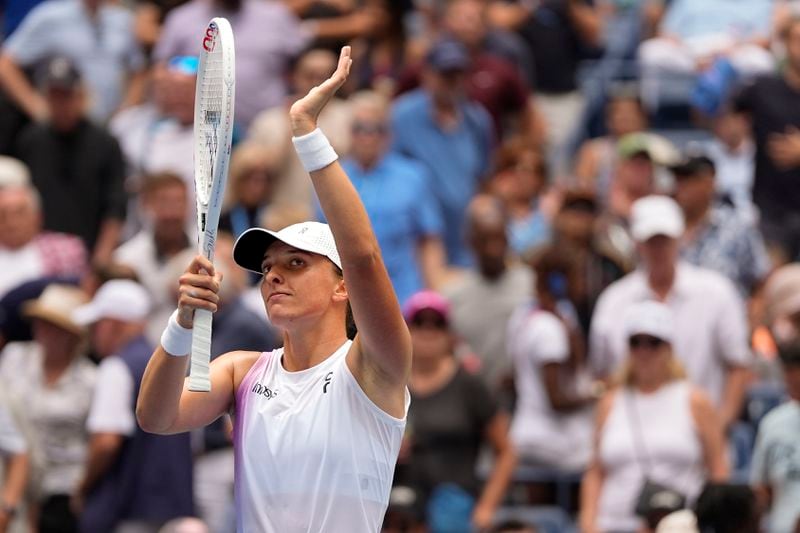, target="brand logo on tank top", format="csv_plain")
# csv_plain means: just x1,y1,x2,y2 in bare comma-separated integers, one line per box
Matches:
251,381,278,399
323,372,333,394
